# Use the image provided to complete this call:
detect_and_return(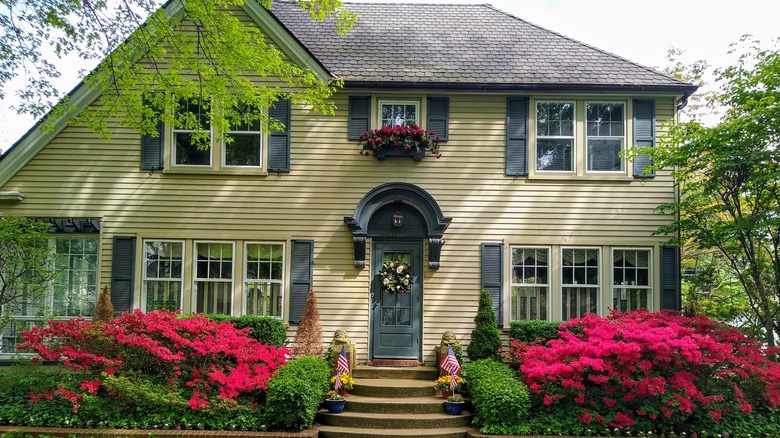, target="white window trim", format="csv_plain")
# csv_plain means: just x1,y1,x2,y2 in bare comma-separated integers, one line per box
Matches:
585,101,626,174
510,245,552,321
192,241,236,315
242,241,285,318
611,247,653,312
560,246,601,319
378,99,420,127
141,239,185,312
535,100,576,173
